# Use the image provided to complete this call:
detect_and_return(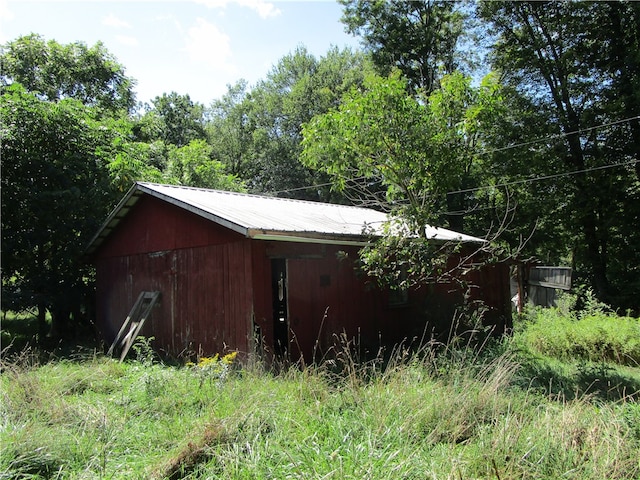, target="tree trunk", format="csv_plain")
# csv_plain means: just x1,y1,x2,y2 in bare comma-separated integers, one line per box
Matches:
565,130,611,301
37,301,48,339
445,191,465,233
